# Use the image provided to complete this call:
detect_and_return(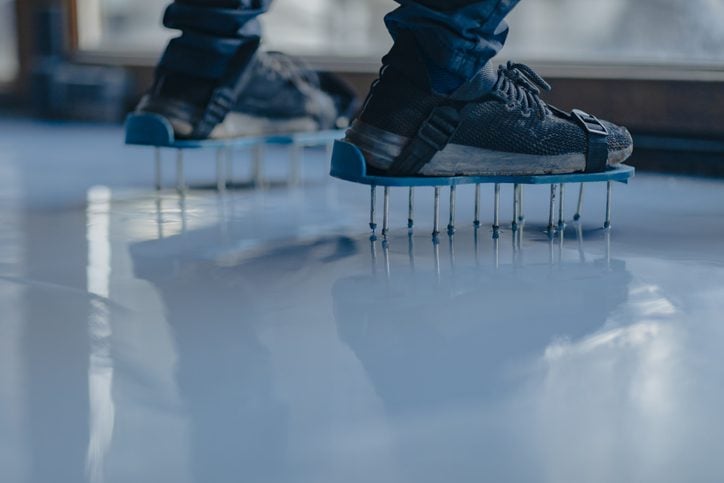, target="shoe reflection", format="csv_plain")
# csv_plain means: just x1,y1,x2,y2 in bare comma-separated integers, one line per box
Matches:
334,228,631,415
130,220,631,482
